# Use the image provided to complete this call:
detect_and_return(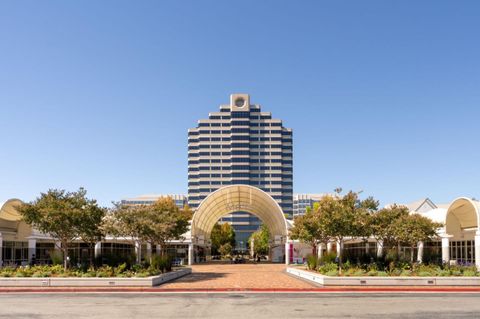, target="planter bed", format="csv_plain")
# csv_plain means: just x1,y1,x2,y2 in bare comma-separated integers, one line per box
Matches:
0,268,191,287
286,267,480,286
